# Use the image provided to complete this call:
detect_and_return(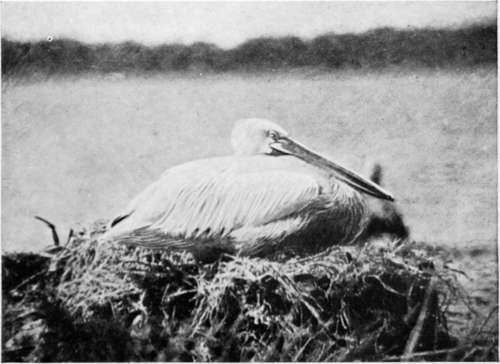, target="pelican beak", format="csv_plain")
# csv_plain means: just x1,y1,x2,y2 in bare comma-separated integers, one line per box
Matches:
271,136,395,201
